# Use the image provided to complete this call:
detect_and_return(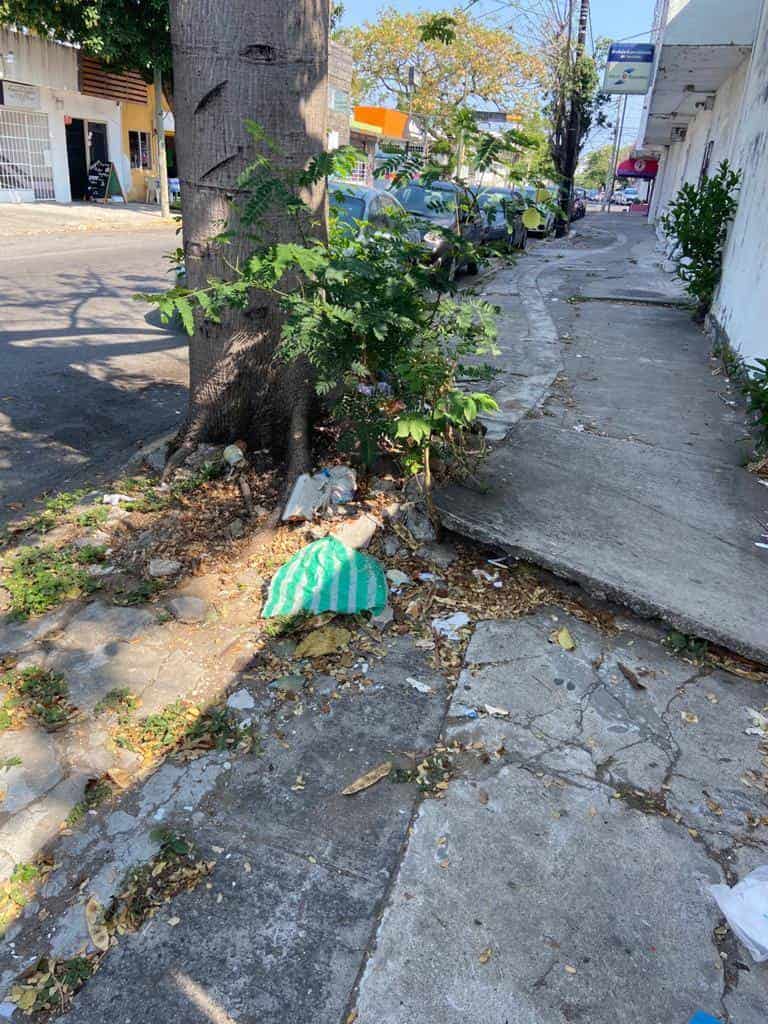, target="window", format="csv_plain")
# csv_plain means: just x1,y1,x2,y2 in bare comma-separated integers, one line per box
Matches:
0,109,55,199
129,130,152,170
329,86,351,114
